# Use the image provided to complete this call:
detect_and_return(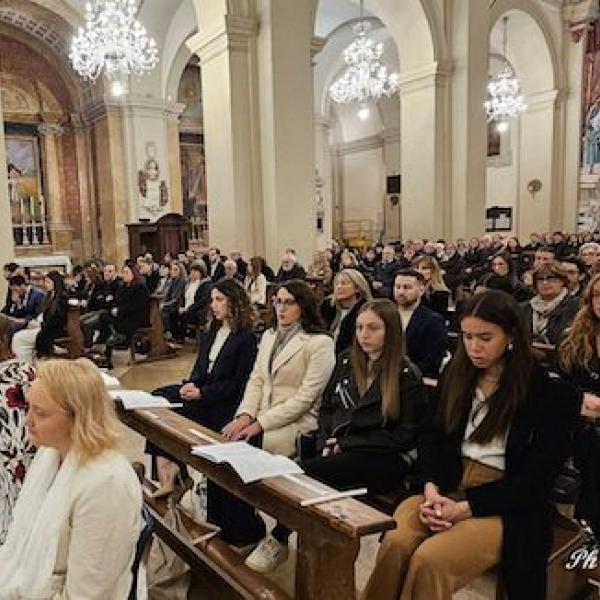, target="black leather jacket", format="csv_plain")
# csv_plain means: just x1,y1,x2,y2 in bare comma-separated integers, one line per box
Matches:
317,350,428,454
